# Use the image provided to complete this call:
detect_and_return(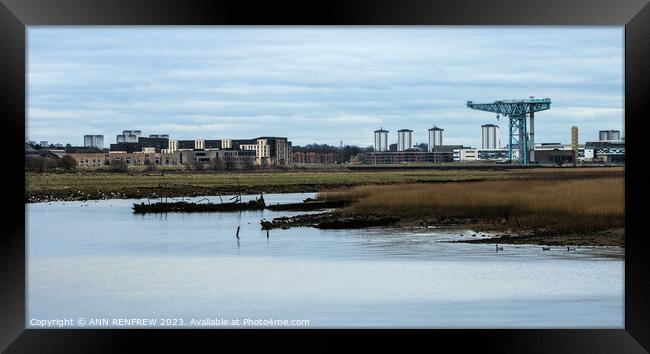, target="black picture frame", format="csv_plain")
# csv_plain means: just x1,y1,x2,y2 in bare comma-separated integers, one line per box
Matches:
2,0,648,352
